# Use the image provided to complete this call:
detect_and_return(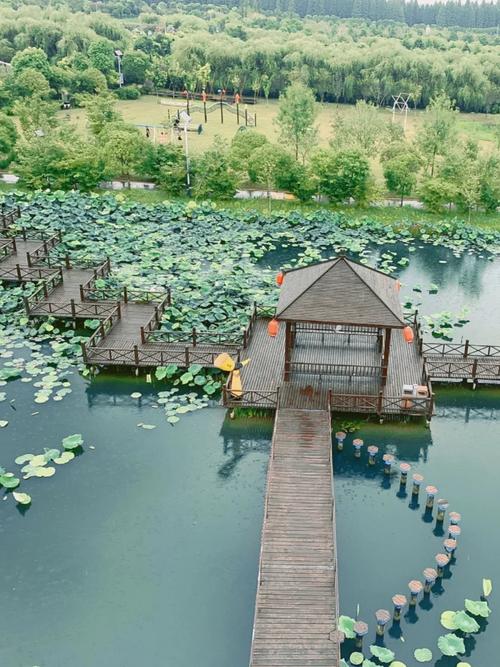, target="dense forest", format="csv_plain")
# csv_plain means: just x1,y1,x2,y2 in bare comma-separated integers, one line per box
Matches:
0,3,499,112
2,0,499,29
